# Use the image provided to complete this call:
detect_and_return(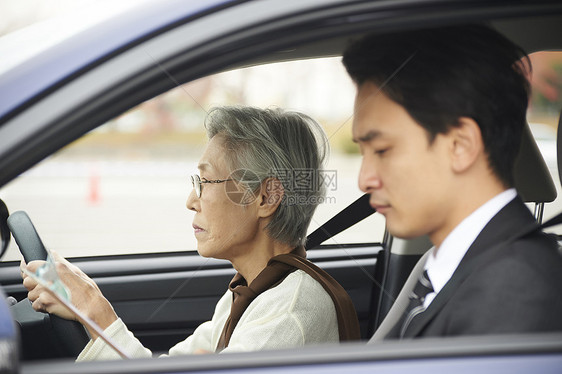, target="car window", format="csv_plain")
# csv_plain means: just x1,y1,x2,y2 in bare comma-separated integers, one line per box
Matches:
0,57,385,261
527,51,562,233
1,51,561,262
